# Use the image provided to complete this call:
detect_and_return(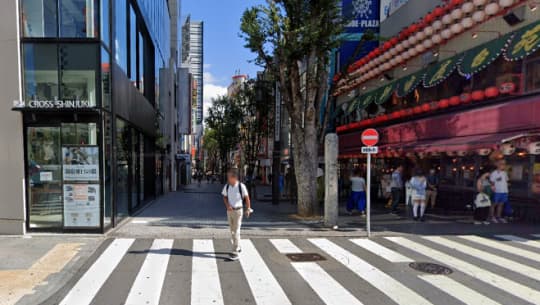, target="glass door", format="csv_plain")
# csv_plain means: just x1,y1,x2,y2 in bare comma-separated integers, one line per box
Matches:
27,126,63,228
